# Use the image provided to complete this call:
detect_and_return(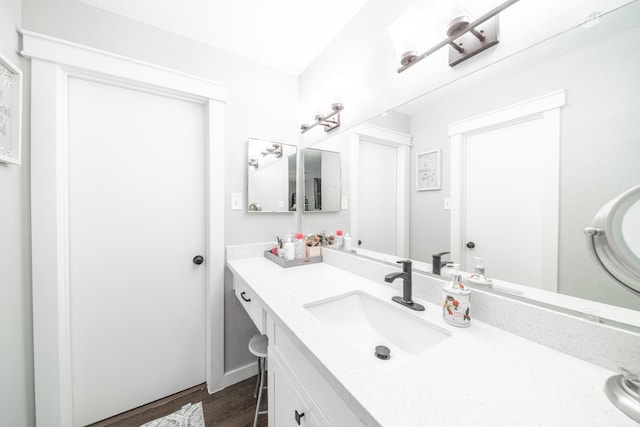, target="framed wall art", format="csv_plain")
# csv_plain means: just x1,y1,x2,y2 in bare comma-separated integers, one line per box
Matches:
416,149,441,191
0,51,23,165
